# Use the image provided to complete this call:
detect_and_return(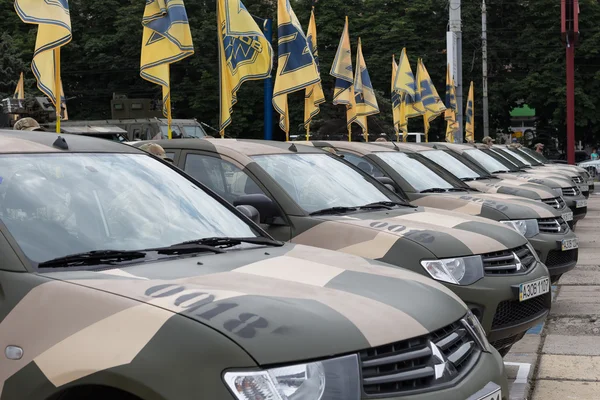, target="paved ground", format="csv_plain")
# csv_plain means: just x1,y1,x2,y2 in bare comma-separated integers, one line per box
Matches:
504,193,600,400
